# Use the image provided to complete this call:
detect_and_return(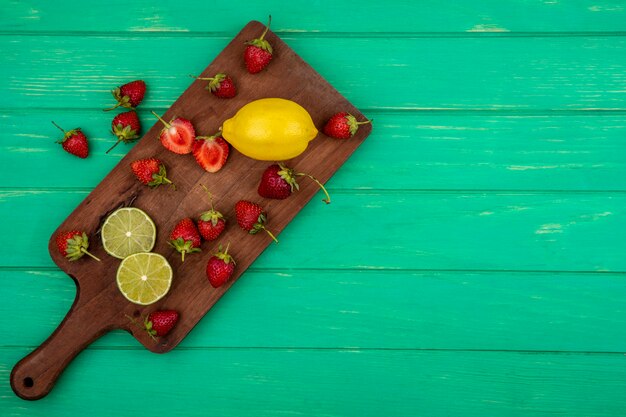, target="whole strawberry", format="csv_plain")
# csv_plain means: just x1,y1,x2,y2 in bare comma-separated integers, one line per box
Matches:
152,111,195,154
56,231,101,262
108,110,141,153
244,16,273,74
235,200,278,243
191,73,236,98
131,158,174,189
259,163,331,204
52,122,89,158
206,244,236,288
323,112,372,139
138,310,179,341
192,133,230,173
169,218,201,262
197,185,226,241
104,80,146,111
